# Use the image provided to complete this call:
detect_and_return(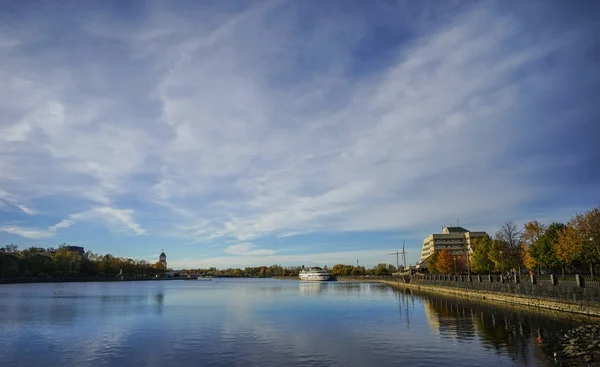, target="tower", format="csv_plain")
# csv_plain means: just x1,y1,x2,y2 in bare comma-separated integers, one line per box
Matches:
159,249,167,269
